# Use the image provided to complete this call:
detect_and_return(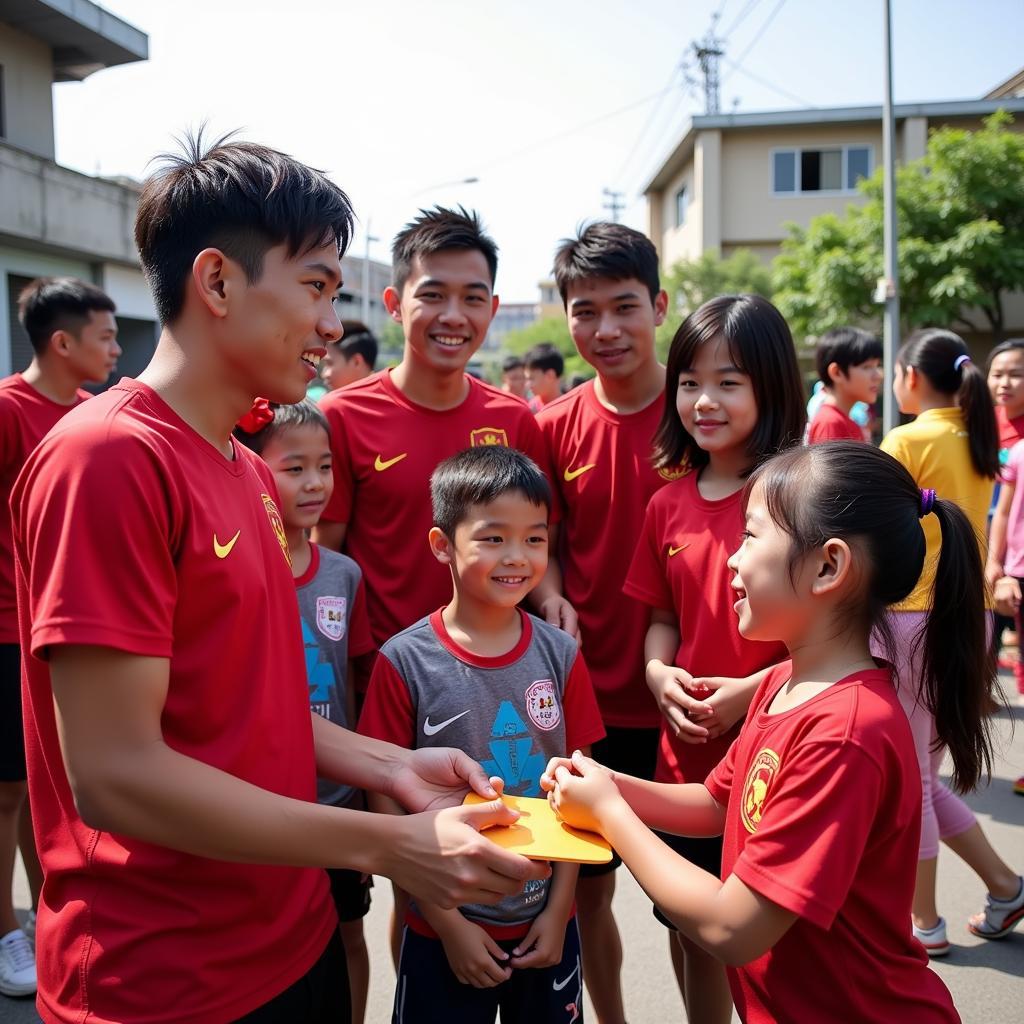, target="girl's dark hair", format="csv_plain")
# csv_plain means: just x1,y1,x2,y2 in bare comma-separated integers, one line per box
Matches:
234,399,329,455
652,294,806,474
986,338,1024,369
897,328,998,479
748,440,998,793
